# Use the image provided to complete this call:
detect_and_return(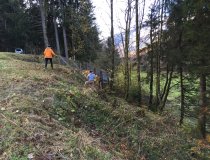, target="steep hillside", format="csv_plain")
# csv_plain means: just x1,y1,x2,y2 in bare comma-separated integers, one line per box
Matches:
0,53,209,160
